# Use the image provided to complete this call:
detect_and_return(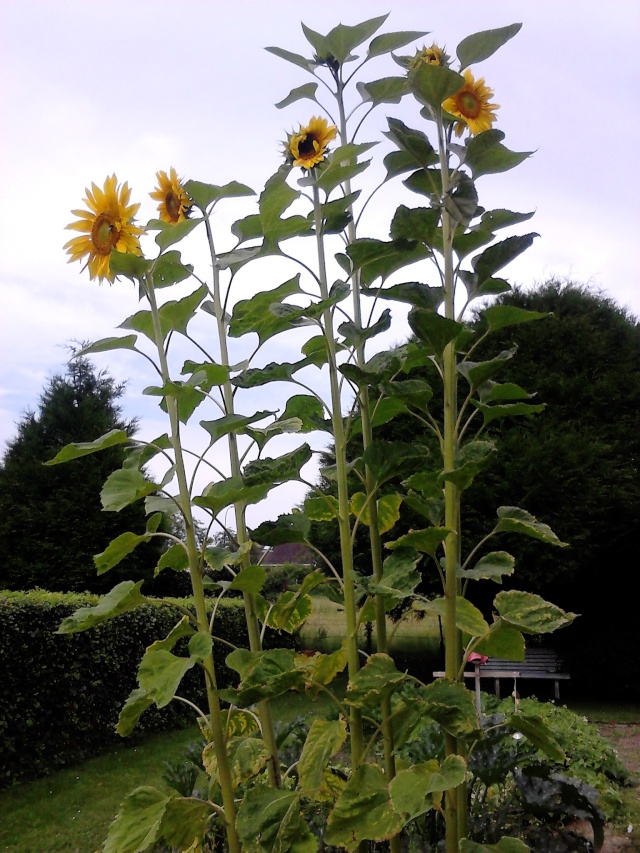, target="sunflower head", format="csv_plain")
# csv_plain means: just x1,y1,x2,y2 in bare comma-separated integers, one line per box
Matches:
150,167,192,224
285,116,338,170
442,69,499,137
408,43,449,71
63,175,144,283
